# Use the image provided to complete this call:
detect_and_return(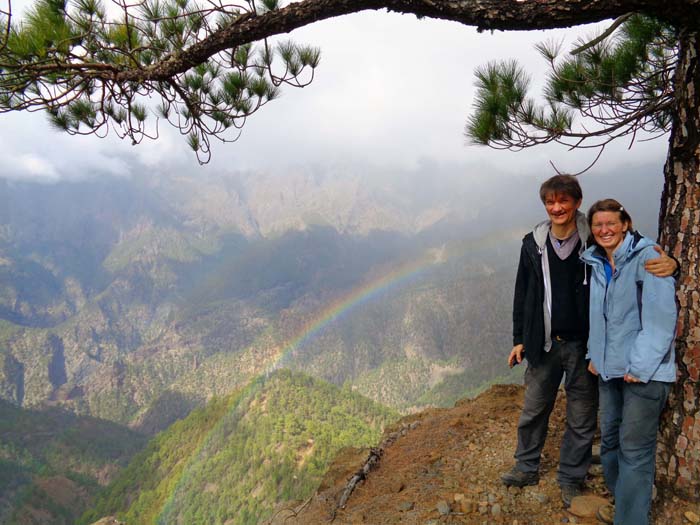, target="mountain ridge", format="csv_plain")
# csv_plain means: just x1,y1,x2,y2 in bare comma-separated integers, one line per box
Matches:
0,169,523,430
